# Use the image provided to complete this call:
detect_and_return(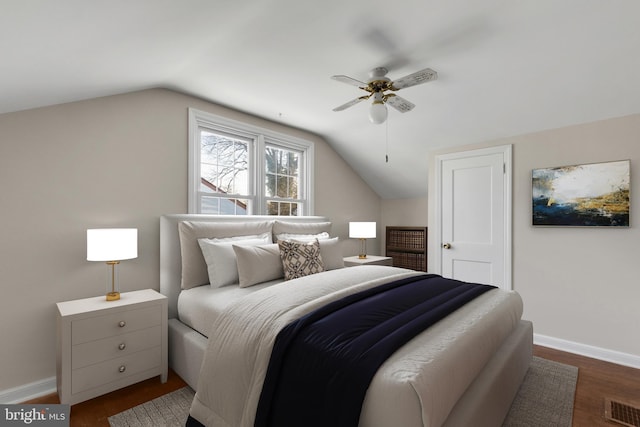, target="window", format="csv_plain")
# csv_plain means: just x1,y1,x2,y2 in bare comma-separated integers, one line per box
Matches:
188,108,314,215
265,144,301,215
